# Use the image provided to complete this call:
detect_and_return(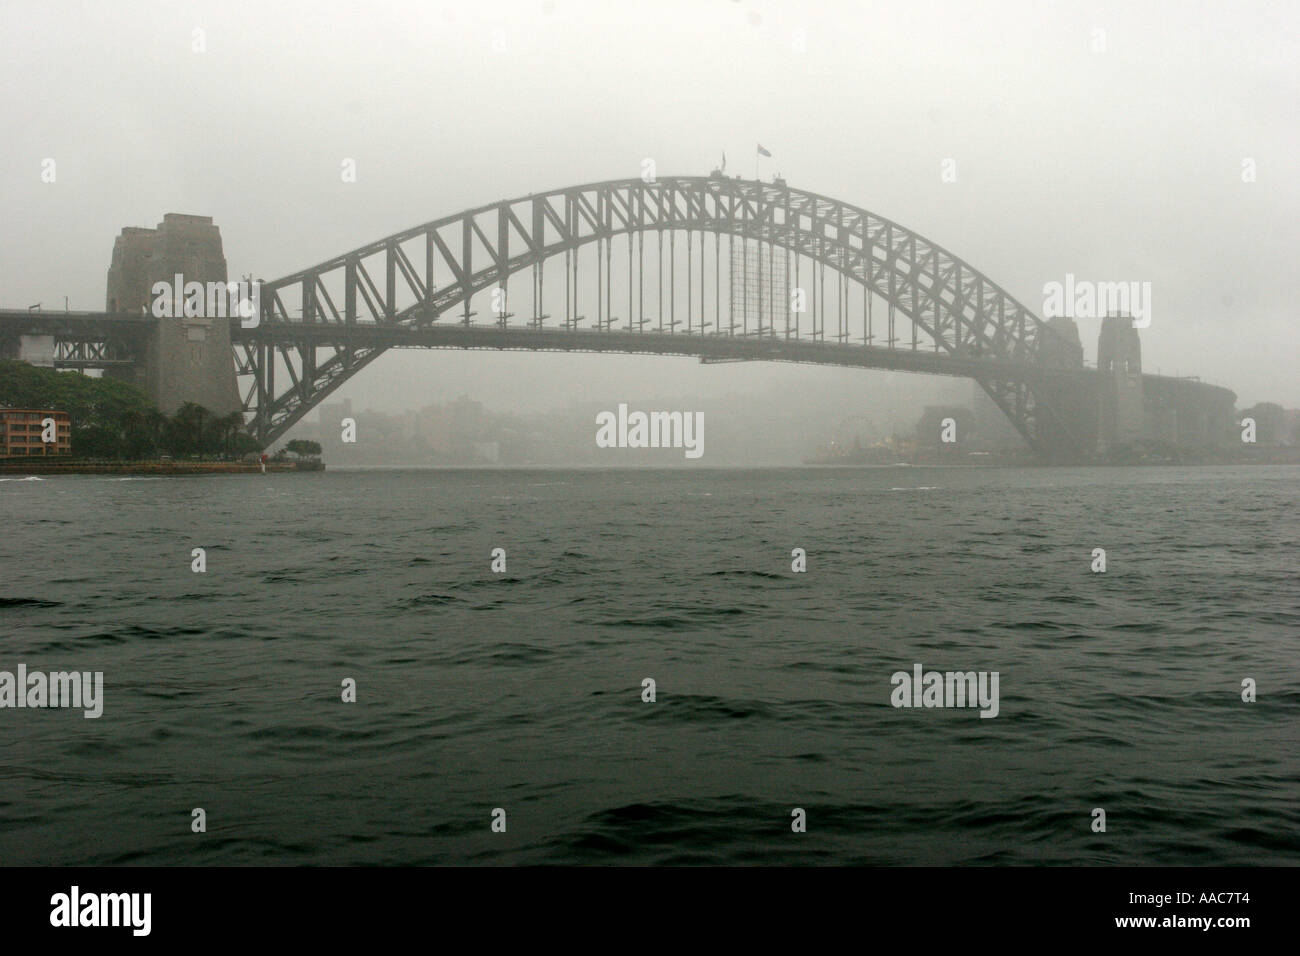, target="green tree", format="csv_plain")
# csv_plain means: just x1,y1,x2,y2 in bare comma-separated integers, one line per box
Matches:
284,439,322,459
0,360,158,458
1,362,266,460
213,411,247,459
169,402,215,457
